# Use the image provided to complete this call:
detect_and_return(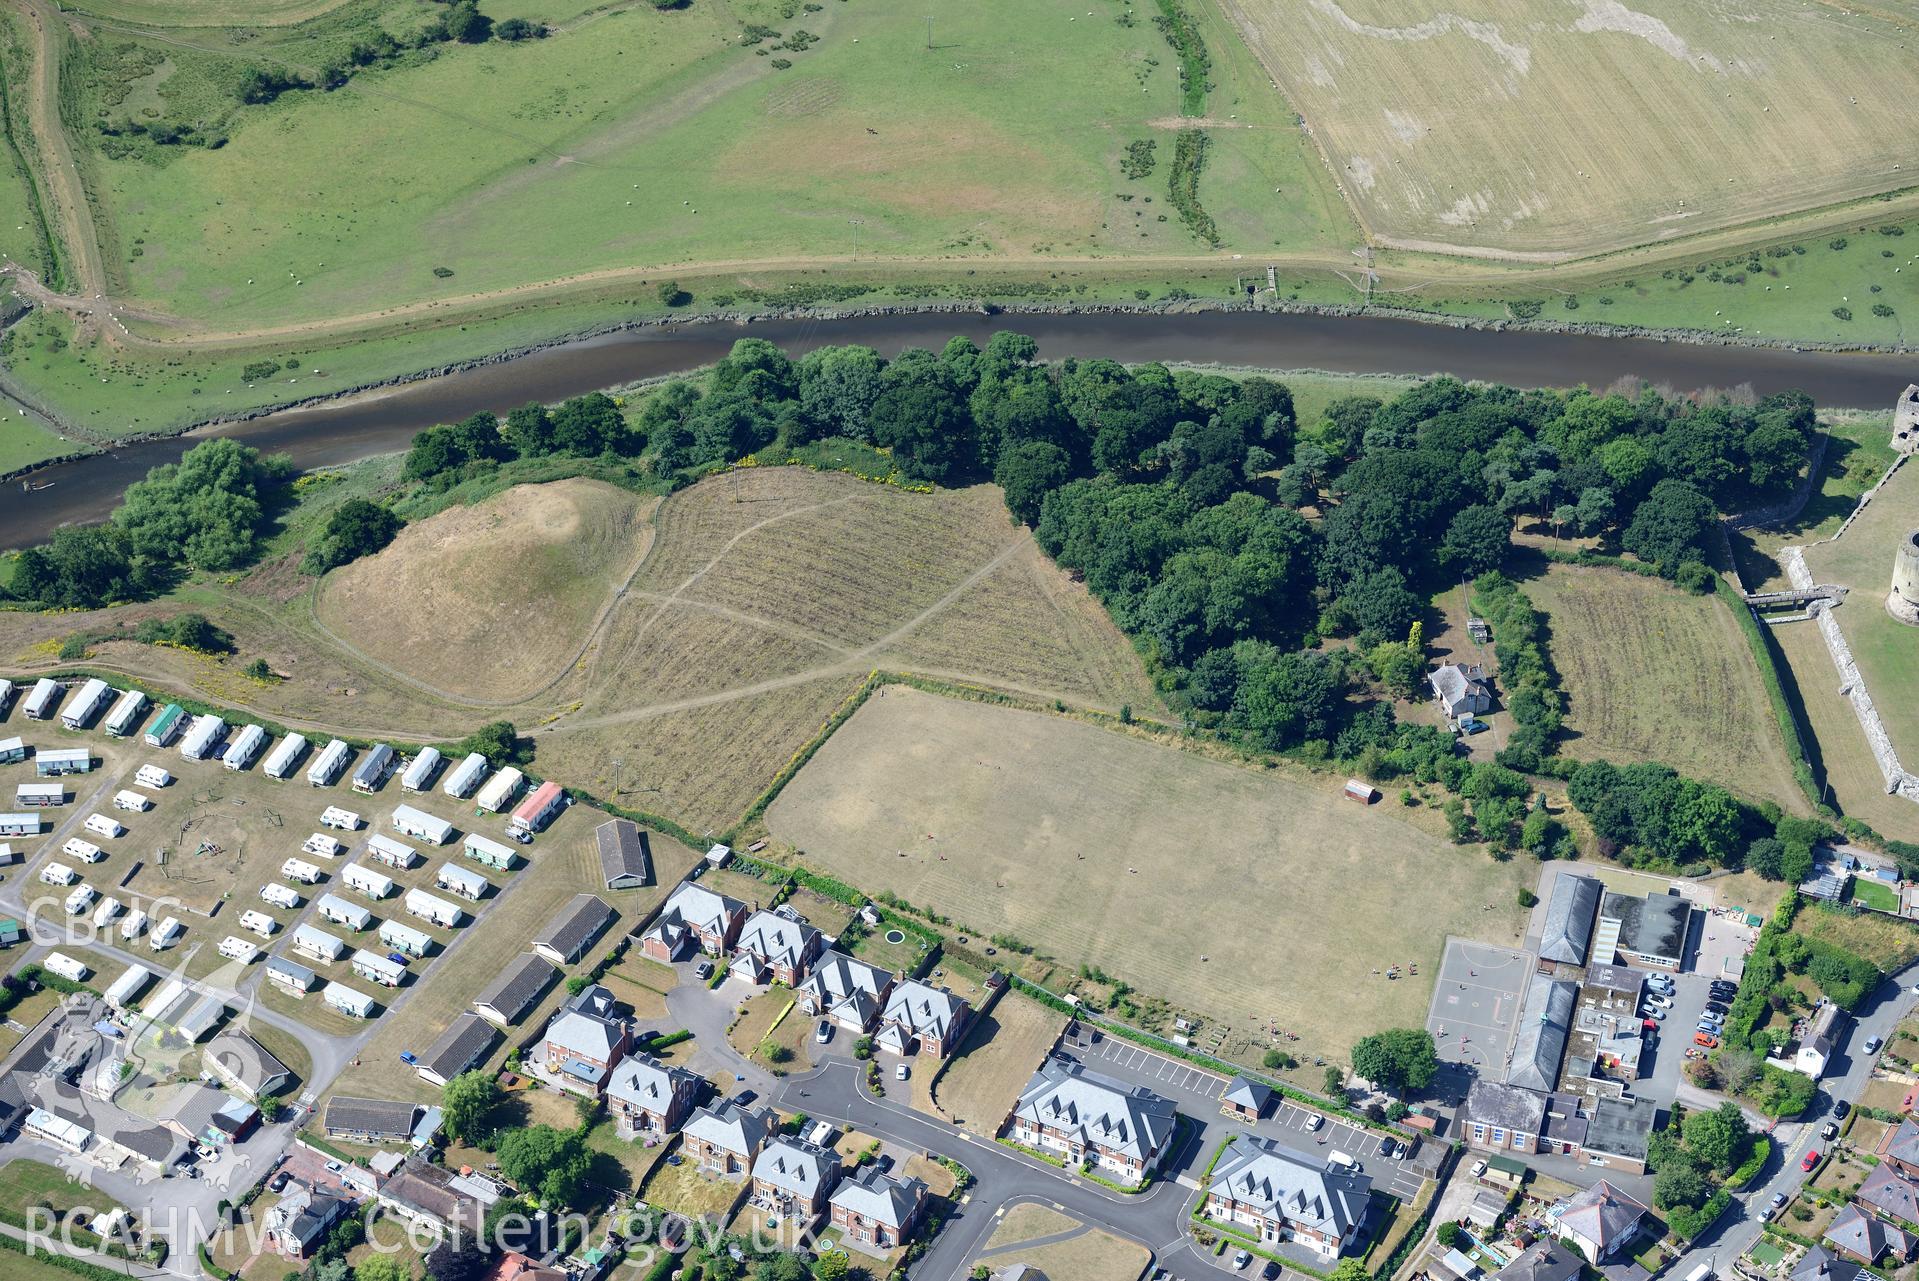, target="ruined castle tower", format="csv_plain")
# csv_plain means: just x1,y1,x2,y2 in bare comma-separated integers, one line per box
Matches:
1890,530,1919,624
